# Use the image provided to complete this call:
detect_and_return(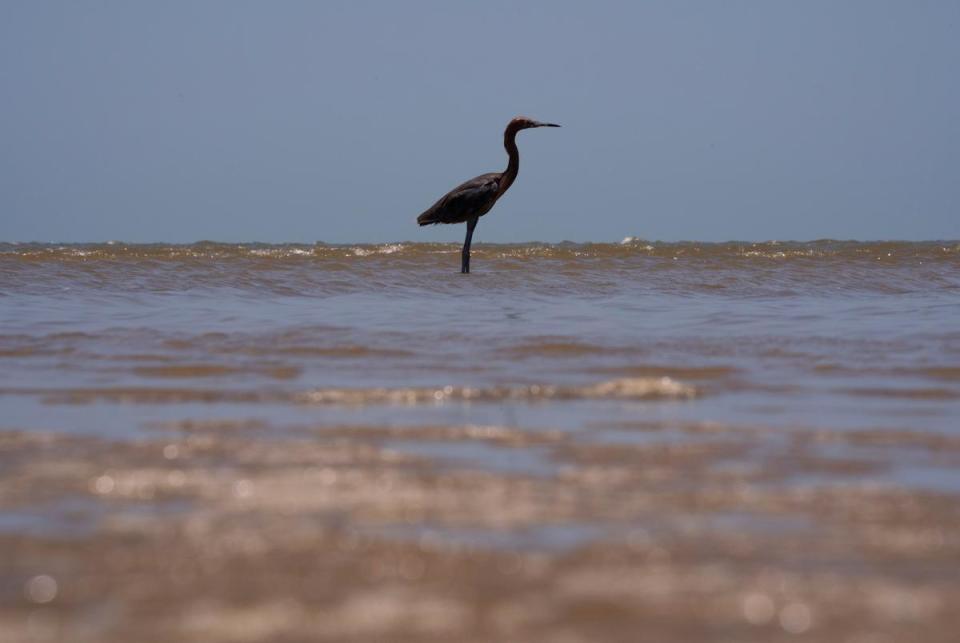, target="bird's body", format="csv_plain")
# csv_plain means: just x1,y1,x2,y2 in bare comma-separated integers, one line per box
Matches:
417,173,503,226
417,116,559,273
